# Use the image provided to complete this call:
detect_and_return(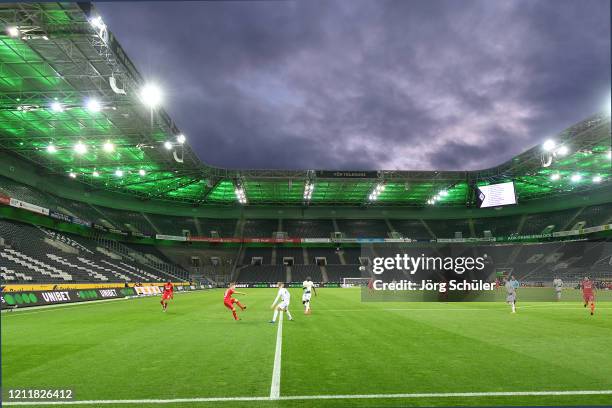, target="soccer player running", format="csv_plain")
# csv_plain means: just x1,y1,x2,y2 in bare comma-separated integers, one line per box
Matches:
553,277,563,301
504,276,518,313
581,277,596,316
270,282,293,323
161,281,173,312
224,282,247,321
302,276,317,315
